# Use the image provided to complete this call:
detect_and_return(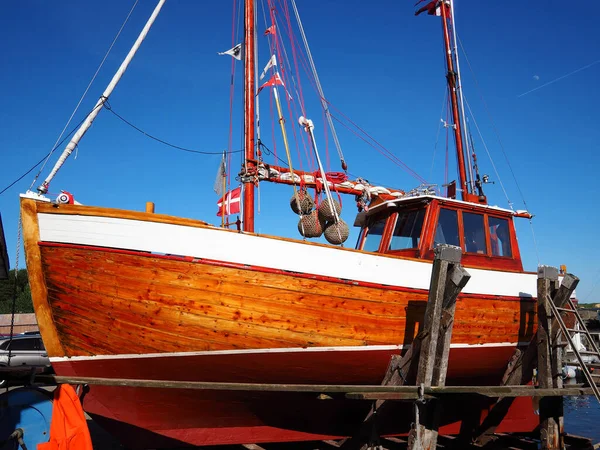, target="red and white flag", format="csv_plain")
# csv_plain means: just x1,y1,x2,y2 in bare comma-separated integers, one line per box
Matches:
217,187,241,216
264,25,276,36
257,72,284,95
259,55,277,80
415,0,442,16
